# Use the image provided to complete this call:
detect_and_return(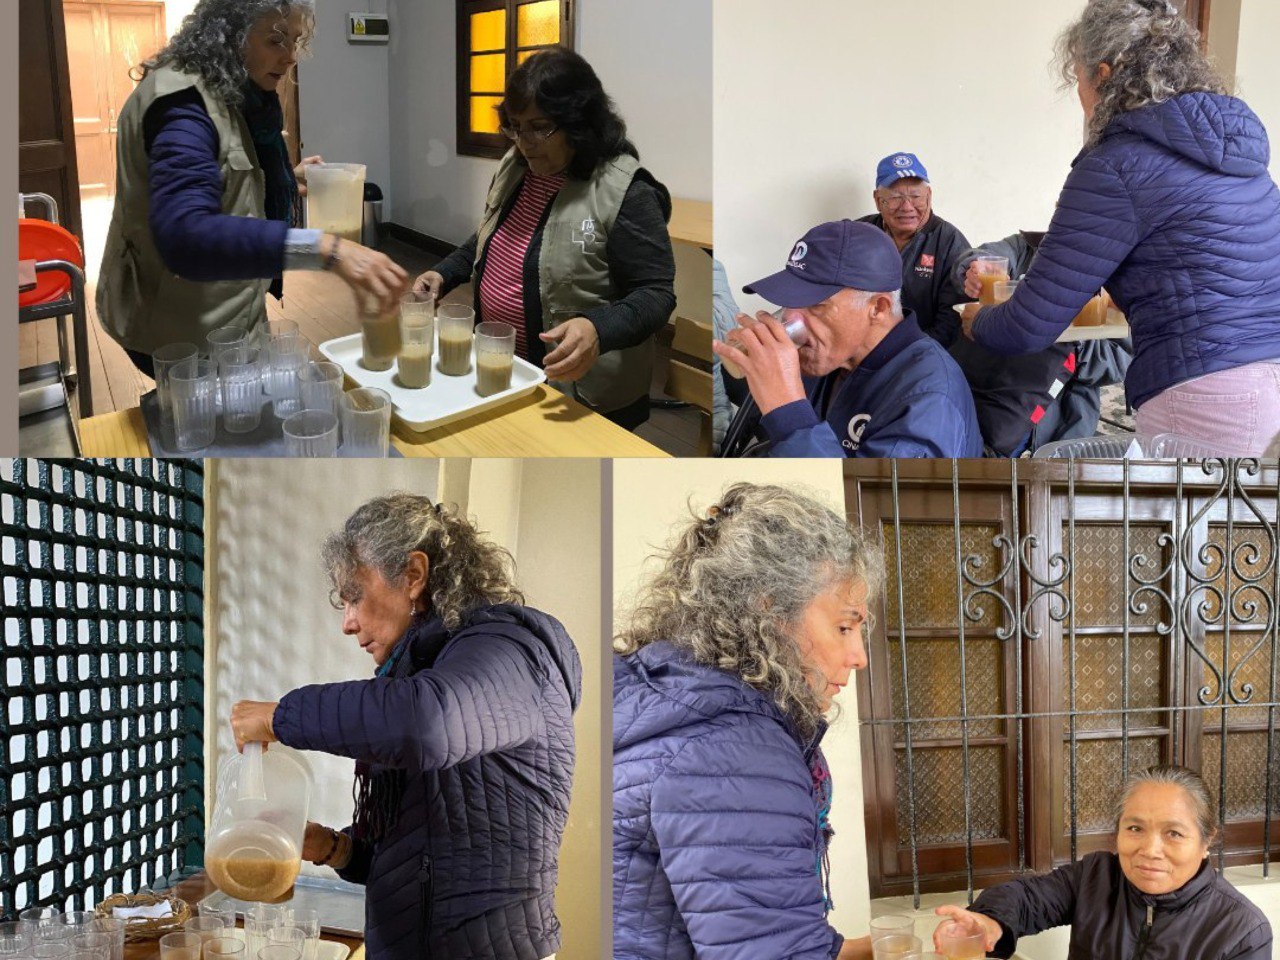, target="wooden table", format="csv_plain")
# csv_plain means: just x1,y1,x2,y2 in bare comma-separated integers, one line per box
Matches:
121,873,363,960
78,385,669,458
668,198,712,250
